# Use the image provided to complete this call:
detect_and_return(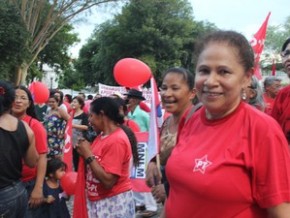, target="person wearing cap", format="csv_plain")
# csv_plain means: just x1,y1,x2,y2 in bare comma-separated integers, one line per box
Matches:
125,89,158,217
263,76,281,115
272,38,290,144
125,89,149,132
